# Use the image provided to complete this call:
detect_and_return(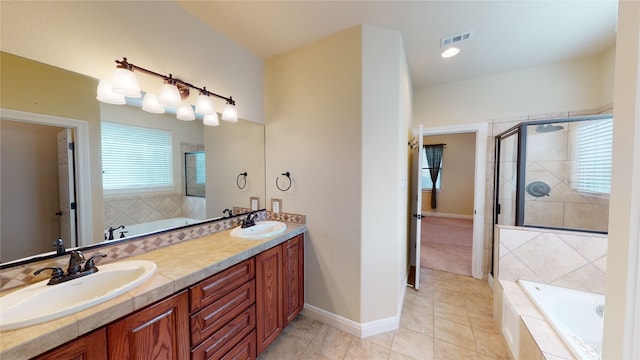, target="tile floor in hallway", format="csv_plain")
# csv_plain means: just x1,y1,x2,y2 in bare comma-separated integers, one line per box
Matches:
258,267,510,360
